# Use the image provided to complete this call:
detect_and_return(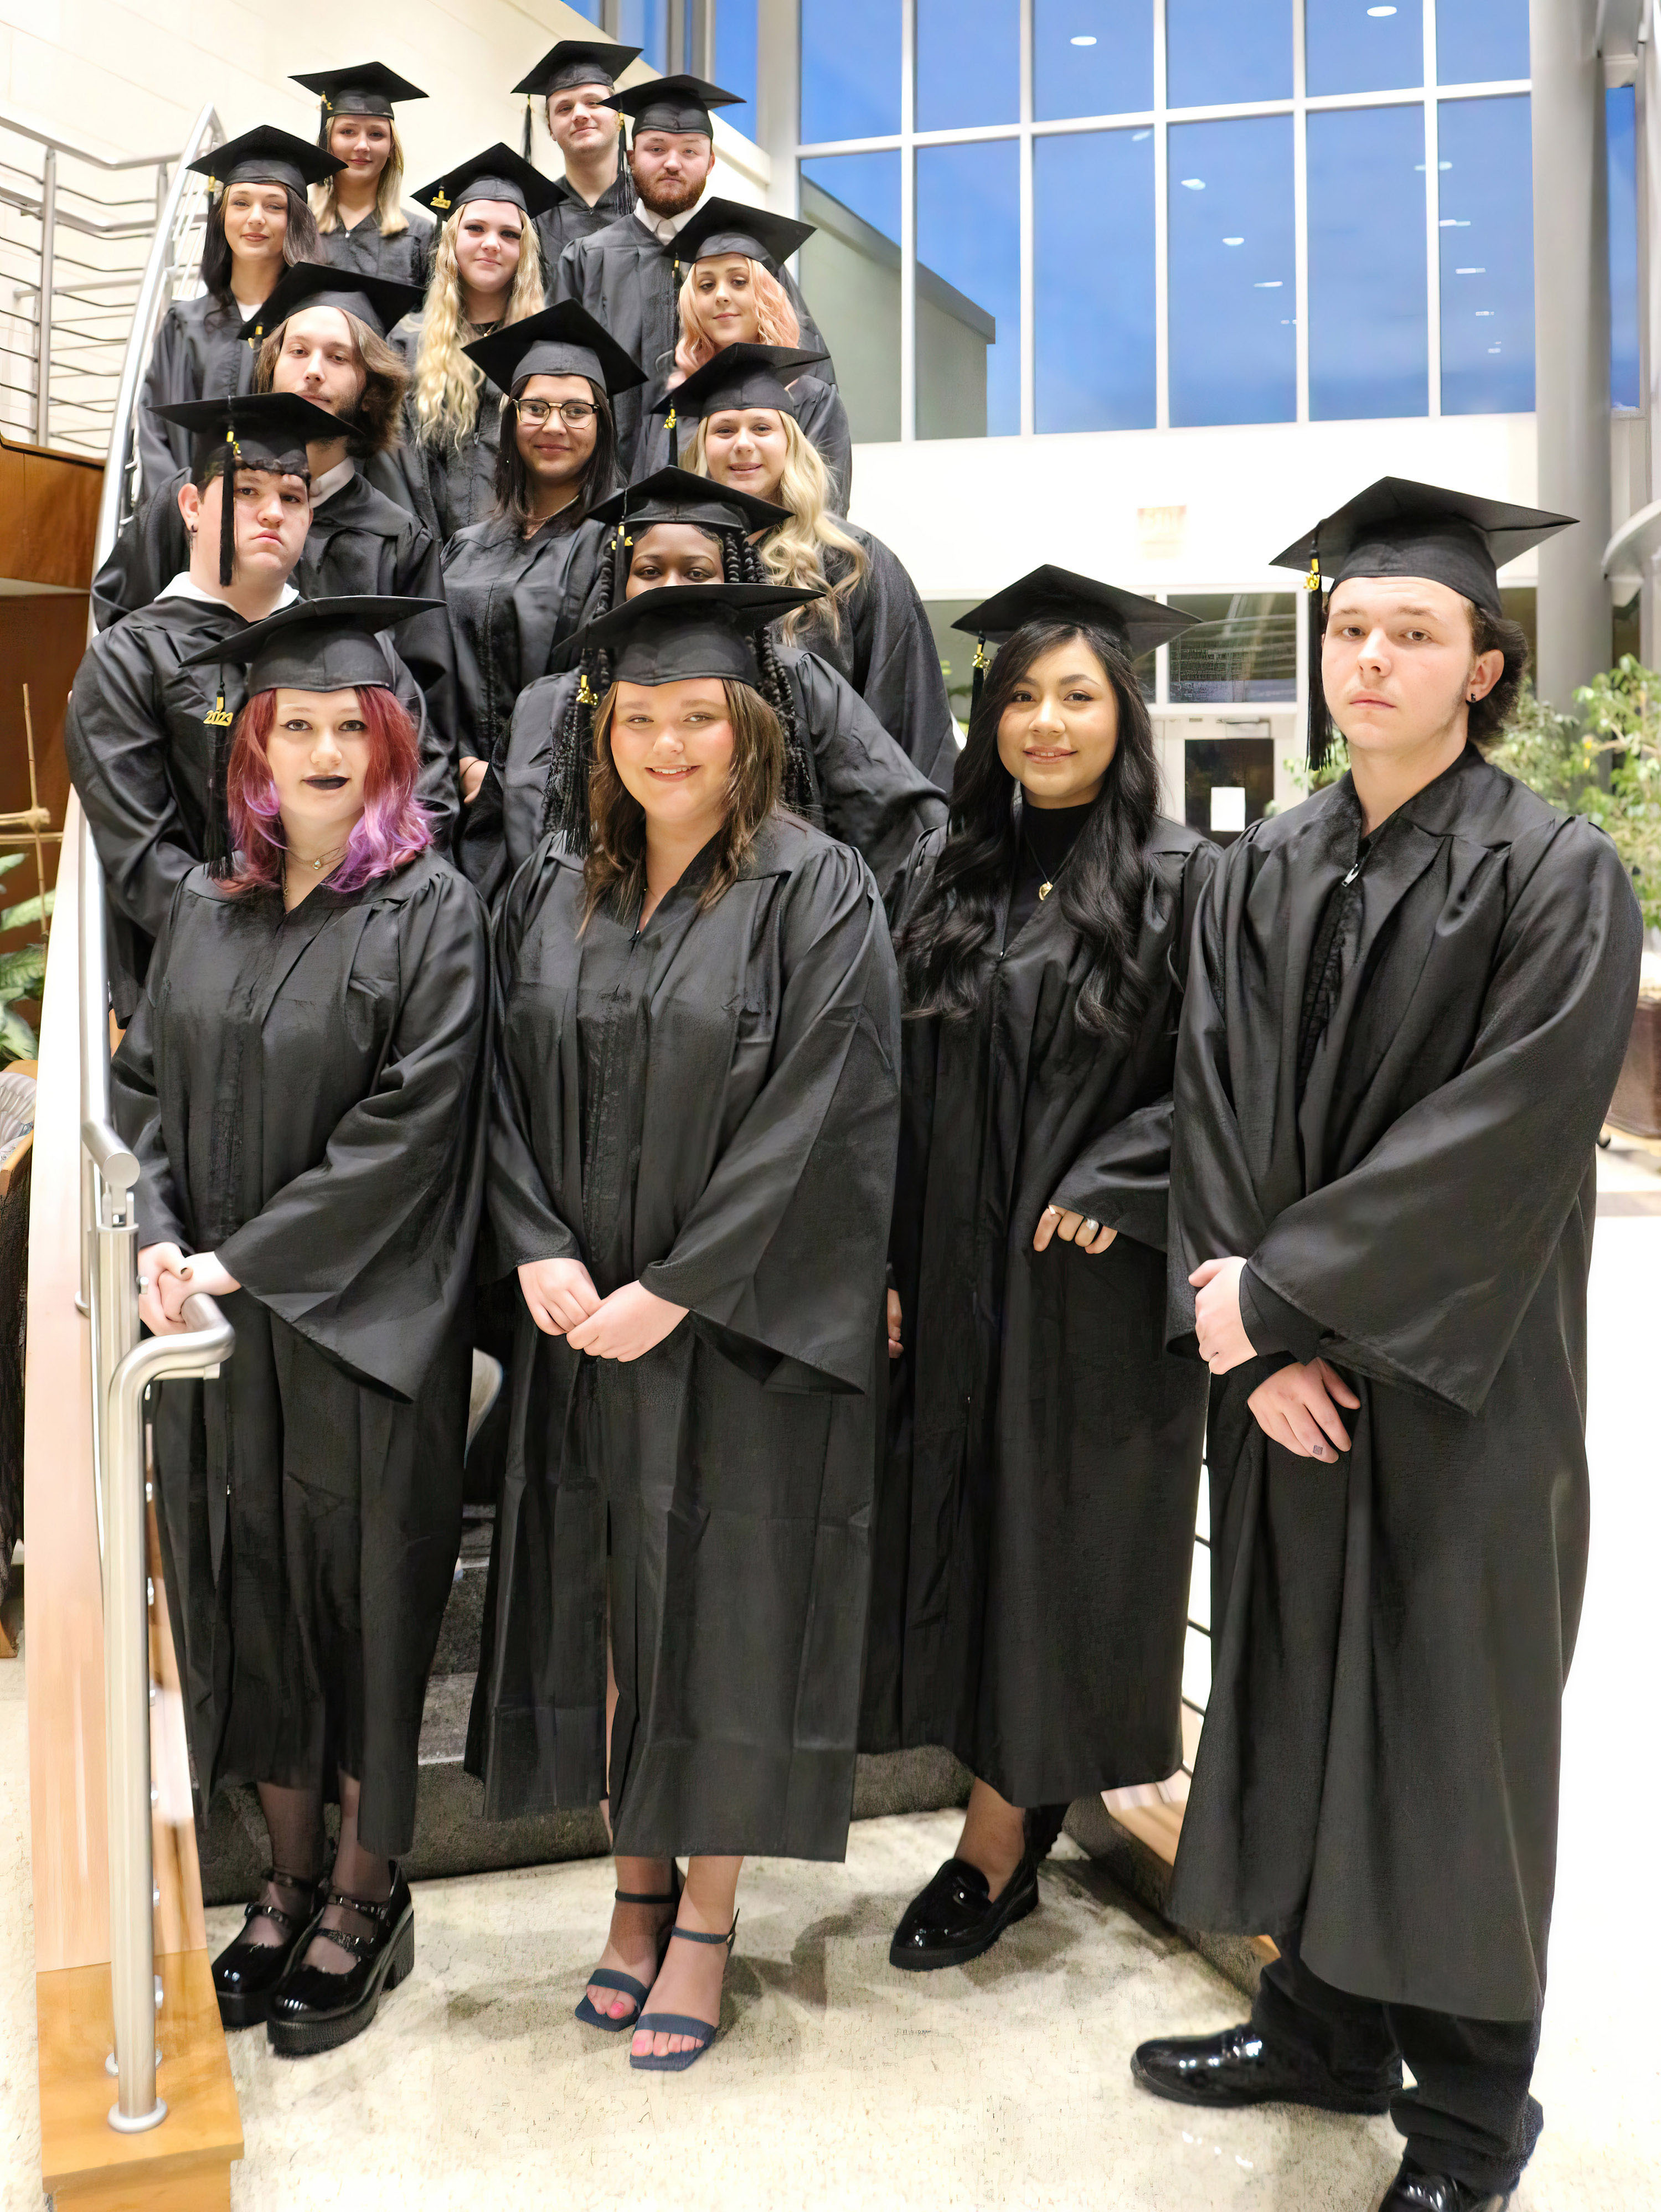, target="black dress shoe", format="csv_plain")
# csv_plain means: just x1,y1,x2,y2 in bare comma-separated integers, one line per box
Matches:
1380,2158,1514,2210
212,1867,328,2029
890,1853,1039,1971
266,1869,415,2058
1131,2023,1398,2114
